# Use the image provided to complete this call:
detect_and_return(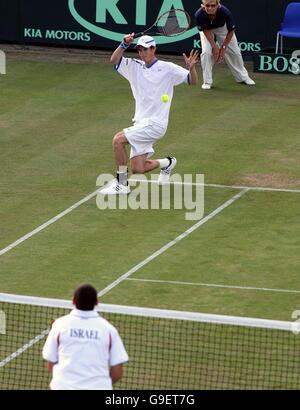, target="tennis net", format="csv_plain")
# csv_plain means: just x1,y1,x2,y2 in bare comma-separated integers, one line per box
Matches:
1,292,300,389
